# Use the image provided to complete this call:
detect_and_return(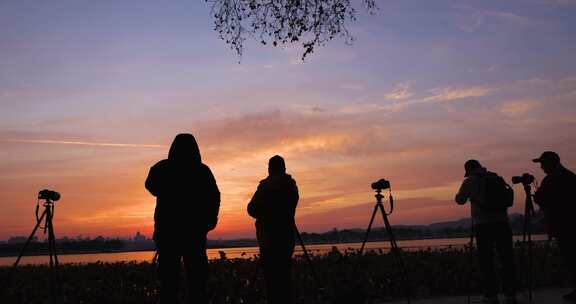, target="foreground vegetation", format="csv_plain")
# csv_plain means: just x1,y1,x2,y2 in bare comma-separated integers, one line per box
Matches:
0,241,570,304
